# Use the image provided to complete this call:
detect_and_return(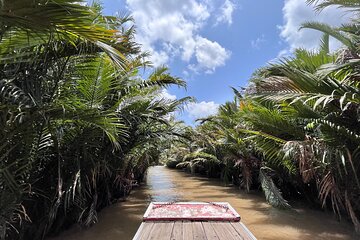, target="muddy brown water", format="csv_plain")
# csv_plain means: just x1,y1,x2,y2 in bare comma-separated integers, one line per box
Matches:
52,166,357,240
